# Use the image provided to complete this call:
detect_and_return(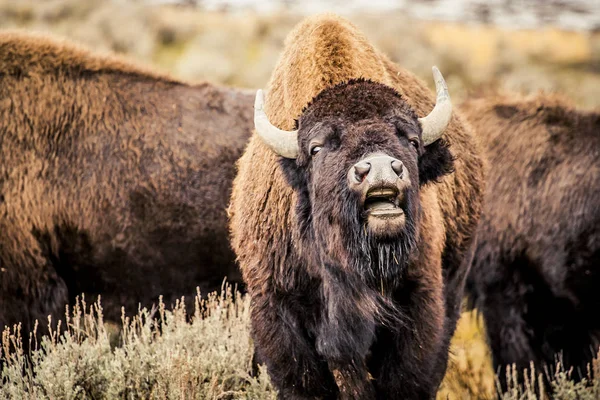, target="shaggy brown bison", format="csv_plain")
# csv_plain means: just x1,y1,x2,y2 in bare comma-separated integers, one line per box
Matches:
229,14,485,399
0,32,253,339
464,93,600,391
